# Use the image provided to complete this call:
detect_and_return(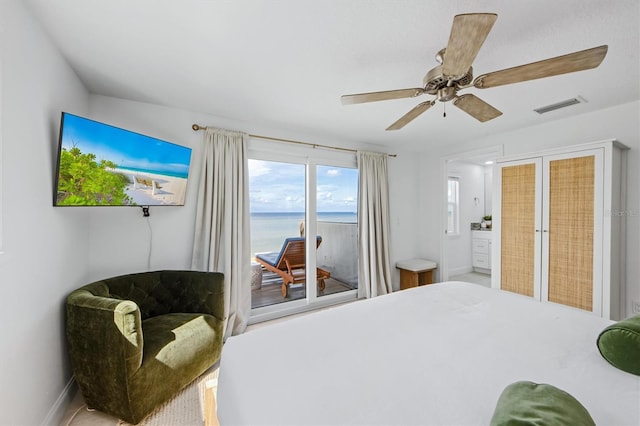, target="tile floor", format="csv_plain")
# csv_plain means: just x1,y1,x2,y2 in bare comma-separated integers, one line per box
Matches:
450,271,492,287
